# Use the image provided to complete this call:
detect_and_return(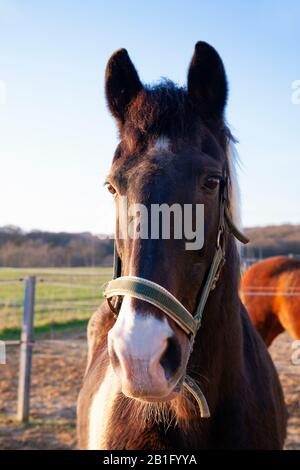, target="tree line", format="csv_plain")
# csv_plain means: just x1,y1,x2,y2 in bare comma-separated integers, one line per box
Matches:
243,224,300,259
0,224,299,267
0,226,114,267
